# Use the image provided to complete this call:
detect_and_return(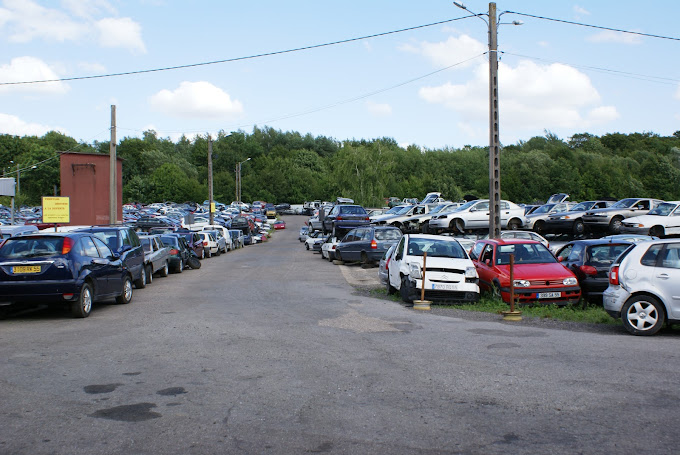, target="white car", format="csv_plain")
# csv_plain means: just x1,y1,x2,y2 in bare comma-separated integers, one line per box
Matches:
428,199,525,234
197,231,219,257
386,234,480,304
620,201,680,237
321,236,340,261
603,238,680,335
